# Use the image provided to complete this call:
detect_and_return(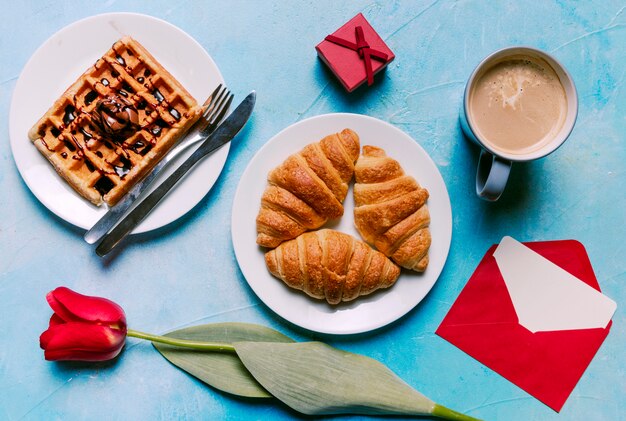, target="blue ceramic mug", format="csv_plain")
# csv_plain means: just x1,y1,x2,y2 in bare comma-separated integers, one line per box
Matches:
460,47,578,201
